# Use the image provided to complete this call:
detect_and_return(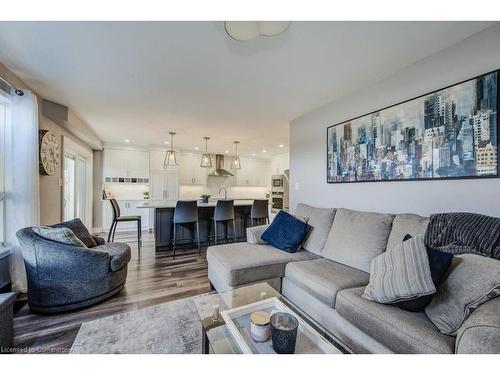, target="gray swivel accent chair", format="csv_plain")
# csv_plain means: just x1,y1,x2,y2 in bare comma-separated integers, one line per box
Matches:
210,200,236,245
0,292,15,349
16,219,131,313
172,200,201,259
